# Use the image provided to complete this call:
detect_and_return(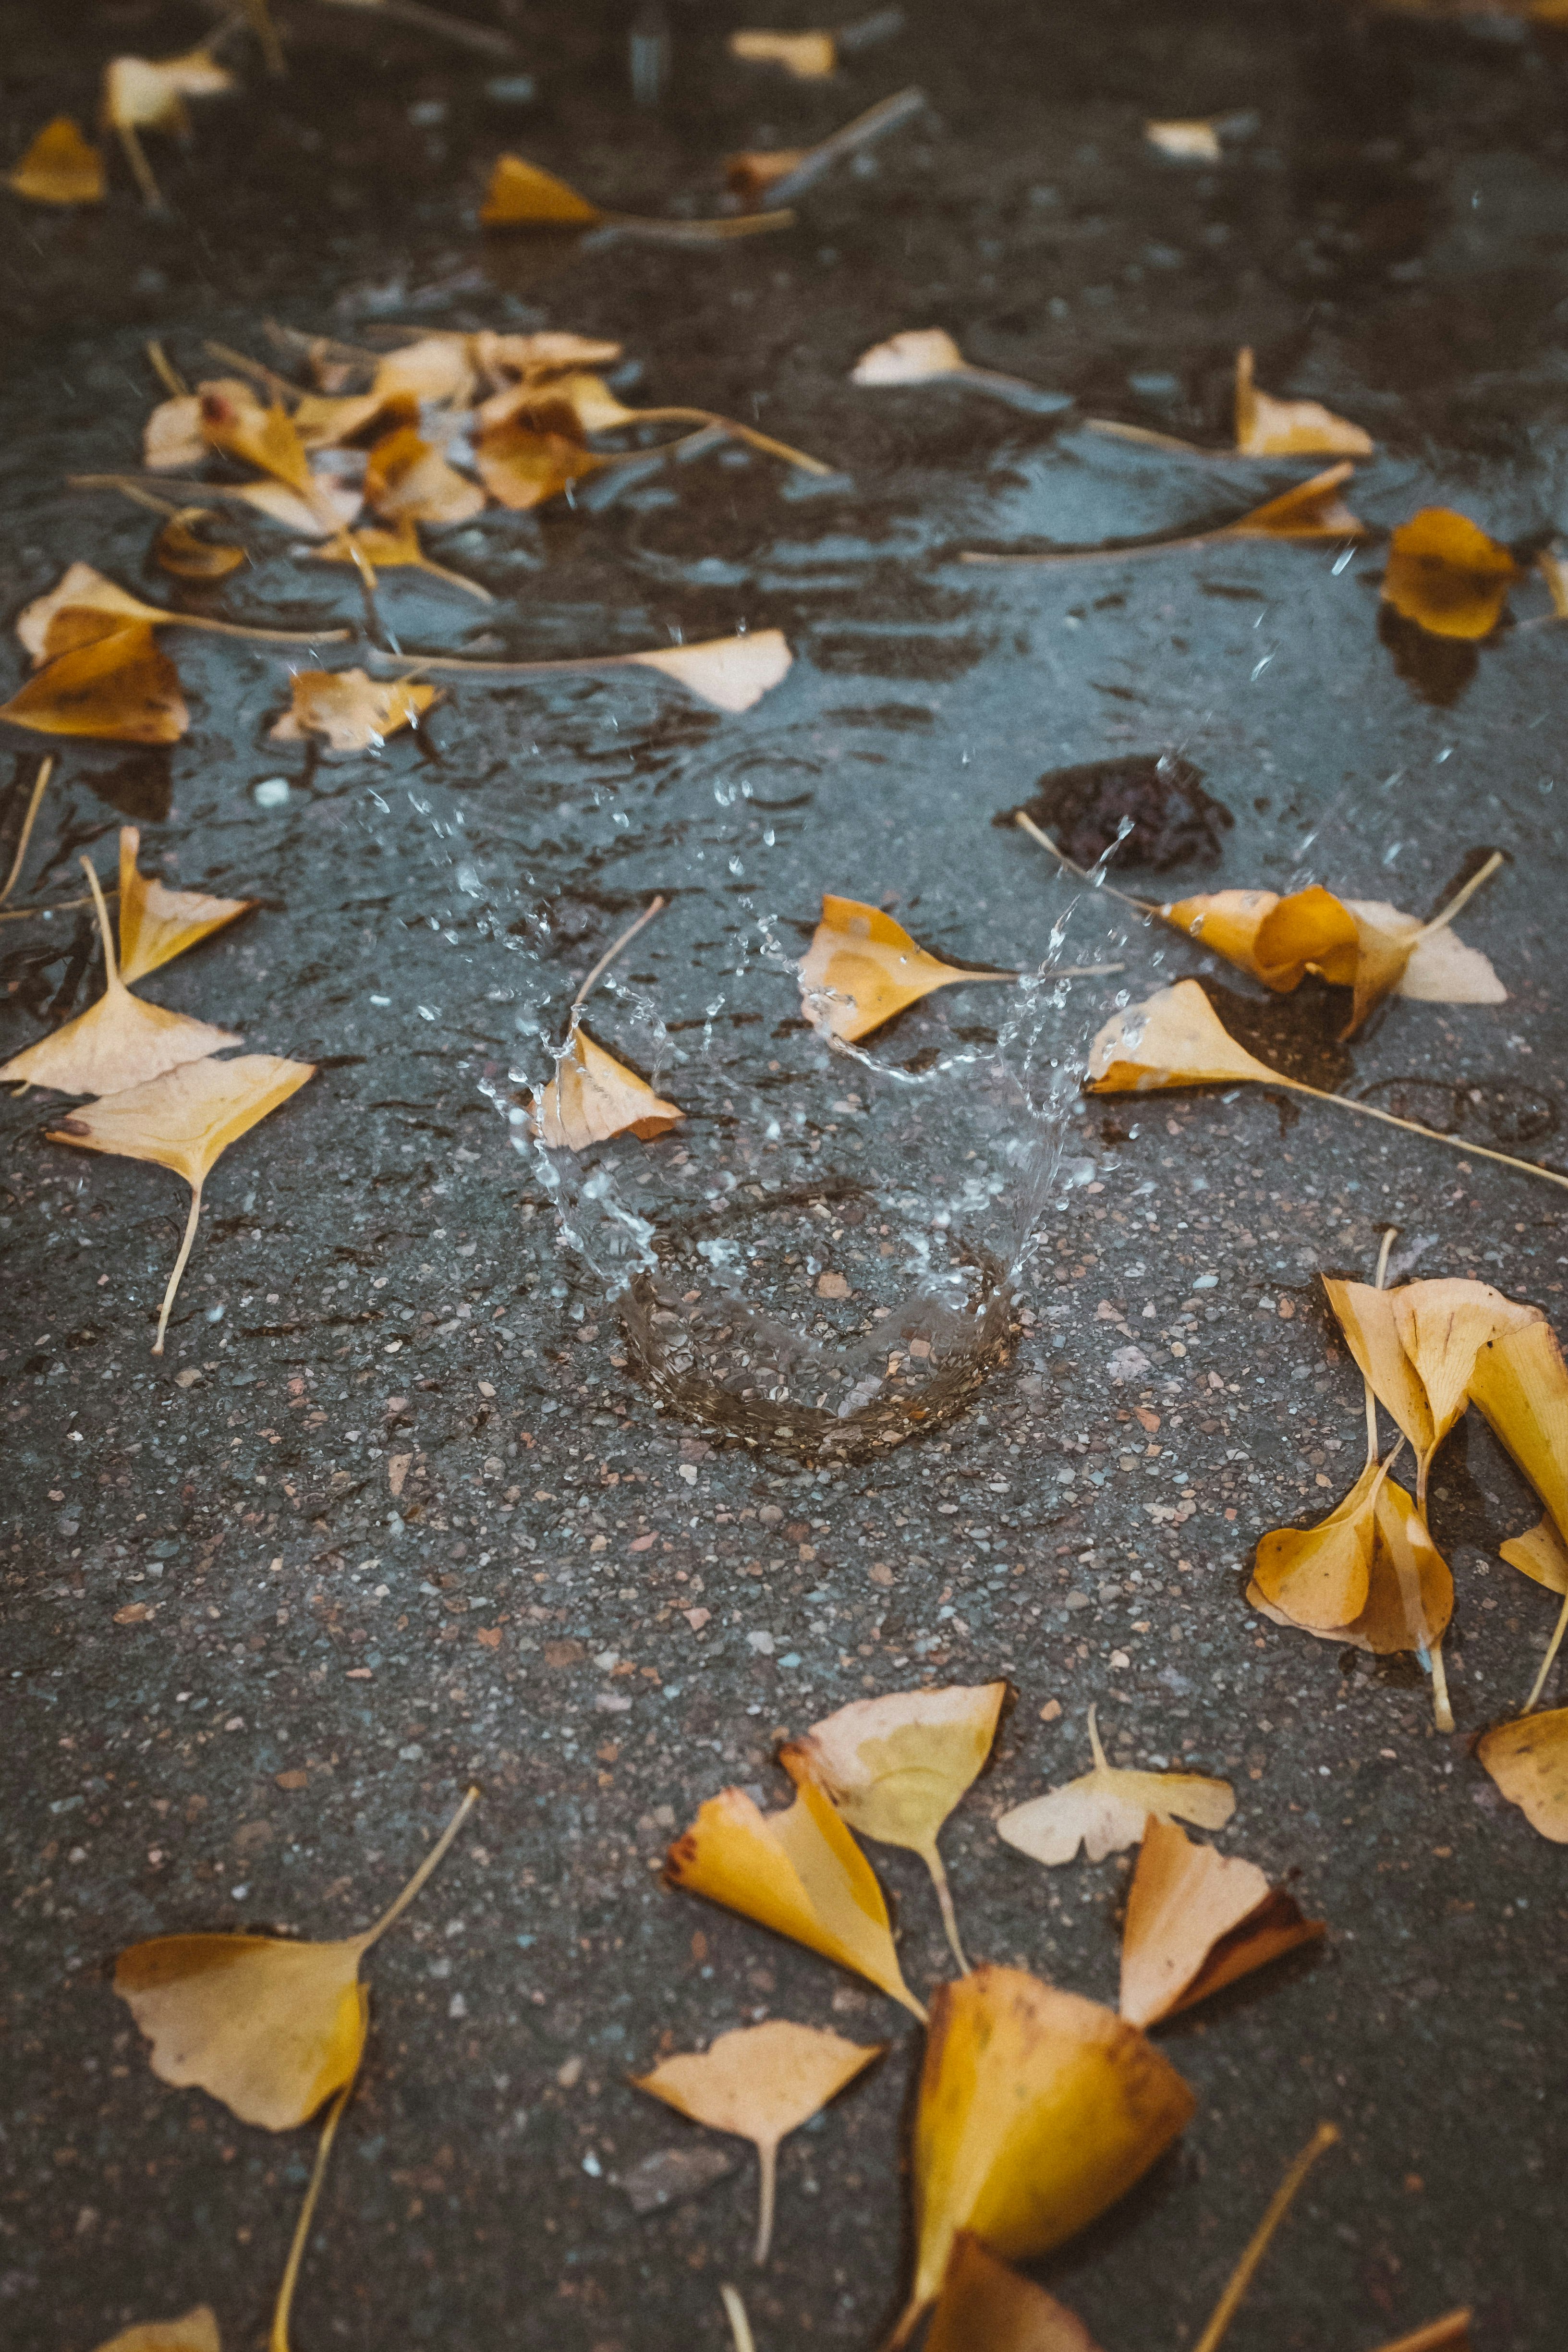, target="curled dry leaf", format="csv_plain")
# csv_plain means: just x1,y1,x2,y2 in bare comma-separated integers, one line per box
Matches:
473,414,603,509
924,2235,1104,2352
270,669,438,753
0,621,187,745
154,509,246,581
365,425,486,524
779,1681,1006,1971
889,1966,1194,2344
1393,1280,1544,1457
1228,462,1368,539
0,858,236,1097
1500,1514,1568,1596
664,1778,925,2019
50,1051,313,1351
728,28,839,75
799,896,1013,1044
996,1706,1233,1866
7,116,105,205
114,1788,476,2126
1382,508,1519,640
1469,1319,1568,1709
1253,1453,1389,1631
1476,1707,1568,1842
632,2020,883,2263
1250,1461,1454,1664
1118,1816,1325,2029
1144,118,1223,160
531,1027,682,1150
117,825,250,983
1233,347,1372,457
91,2314,220,2352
